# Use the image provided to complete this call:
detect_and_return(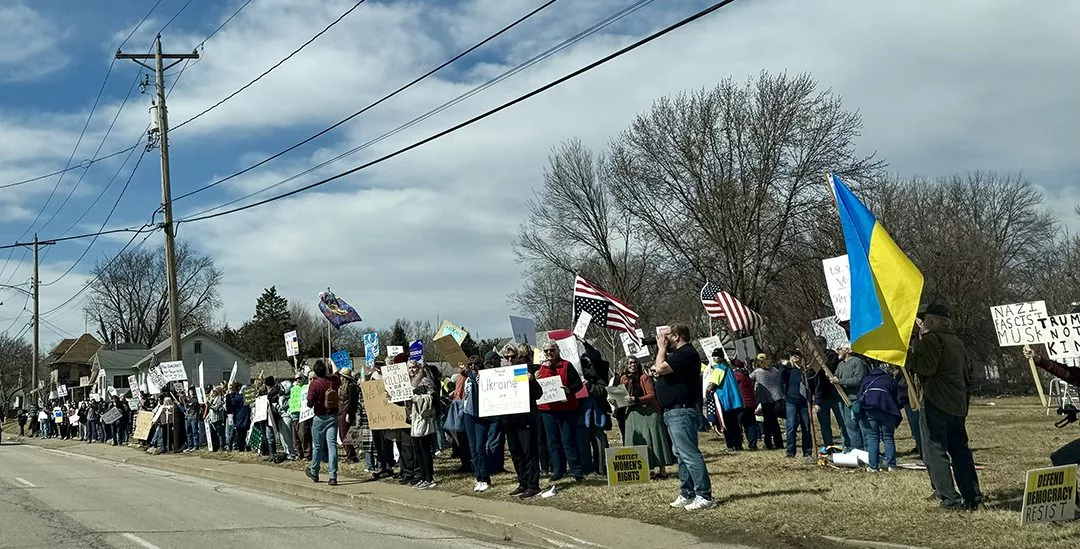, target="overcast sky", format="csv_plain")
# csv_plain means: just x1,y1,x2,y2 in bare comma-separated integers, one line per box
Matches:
0,0,1076,349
